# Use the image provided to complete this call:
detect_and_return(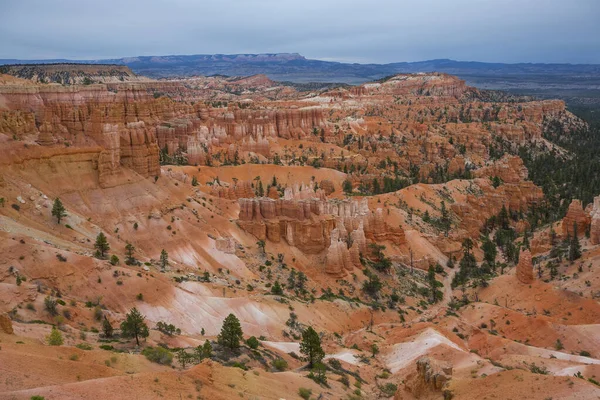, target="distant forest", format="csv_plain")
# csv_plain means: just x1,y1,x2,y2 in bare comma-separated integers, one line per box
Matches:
519,106,600,222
